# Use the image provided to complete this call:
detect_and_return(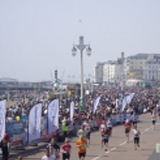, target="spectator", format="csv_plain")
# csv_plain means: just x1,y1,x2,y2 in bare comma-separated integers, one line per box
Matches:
0,134,10,160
